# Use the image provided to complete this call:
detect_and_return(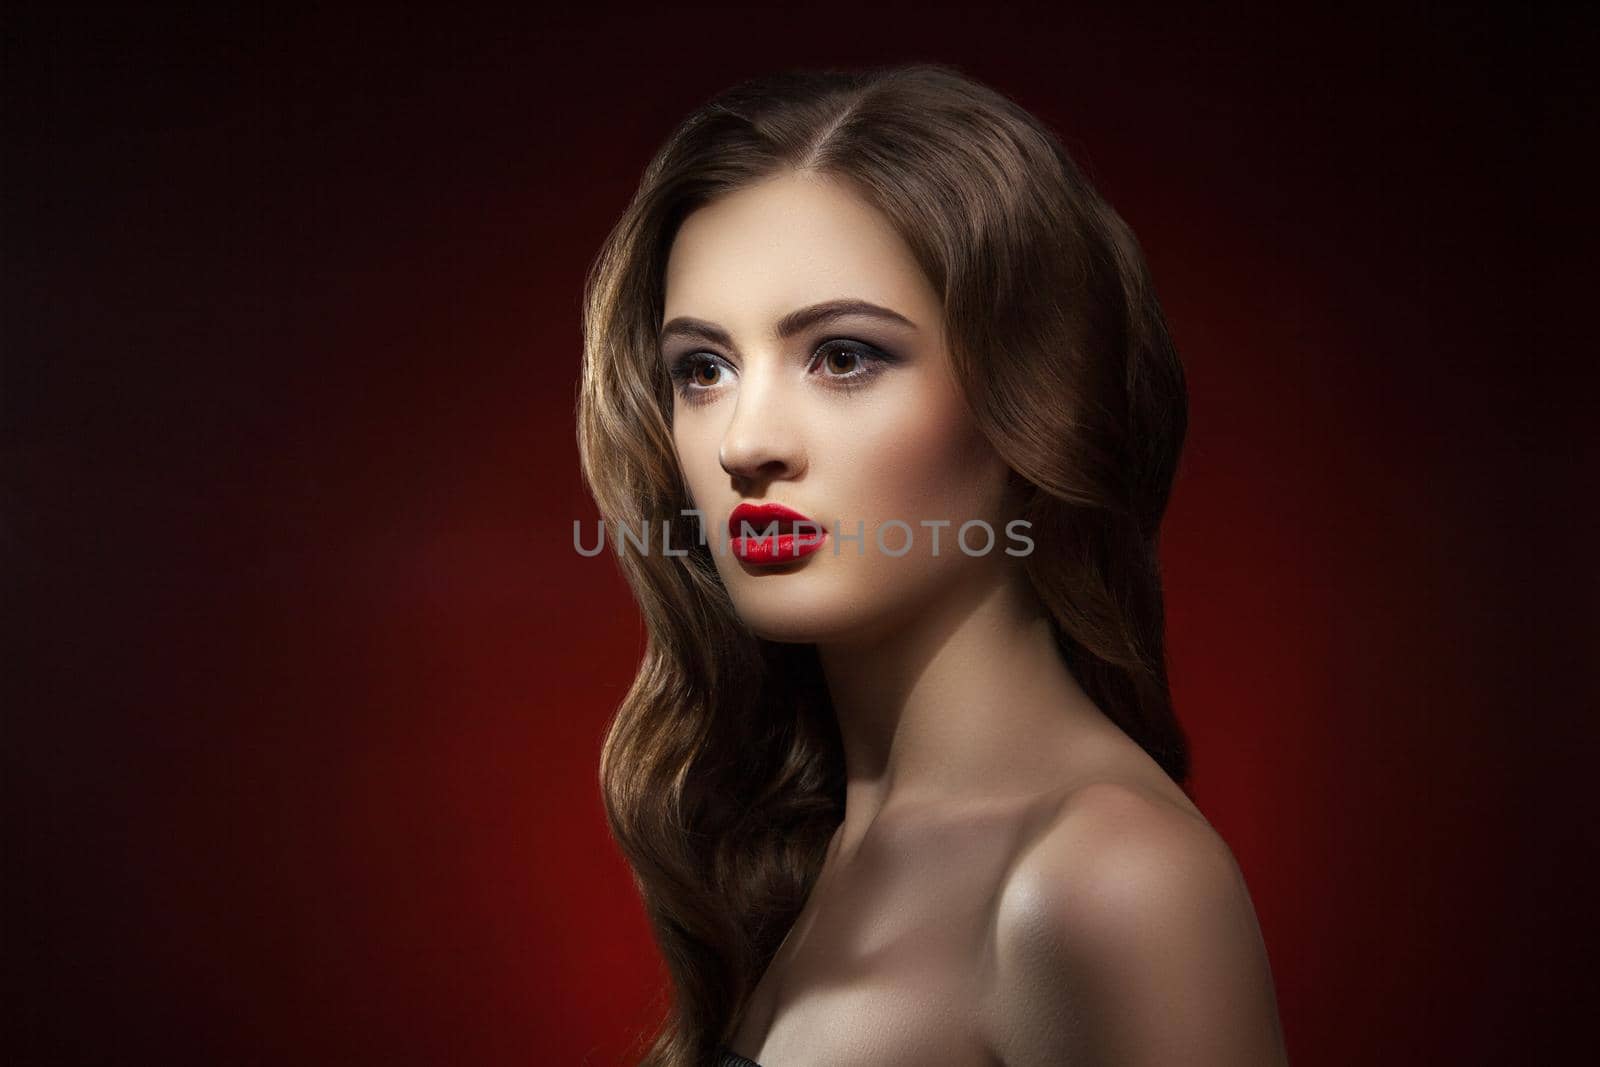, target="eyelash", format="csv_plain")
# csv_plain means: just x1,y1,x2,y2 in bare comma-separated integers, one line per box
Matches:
666,339,894,405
